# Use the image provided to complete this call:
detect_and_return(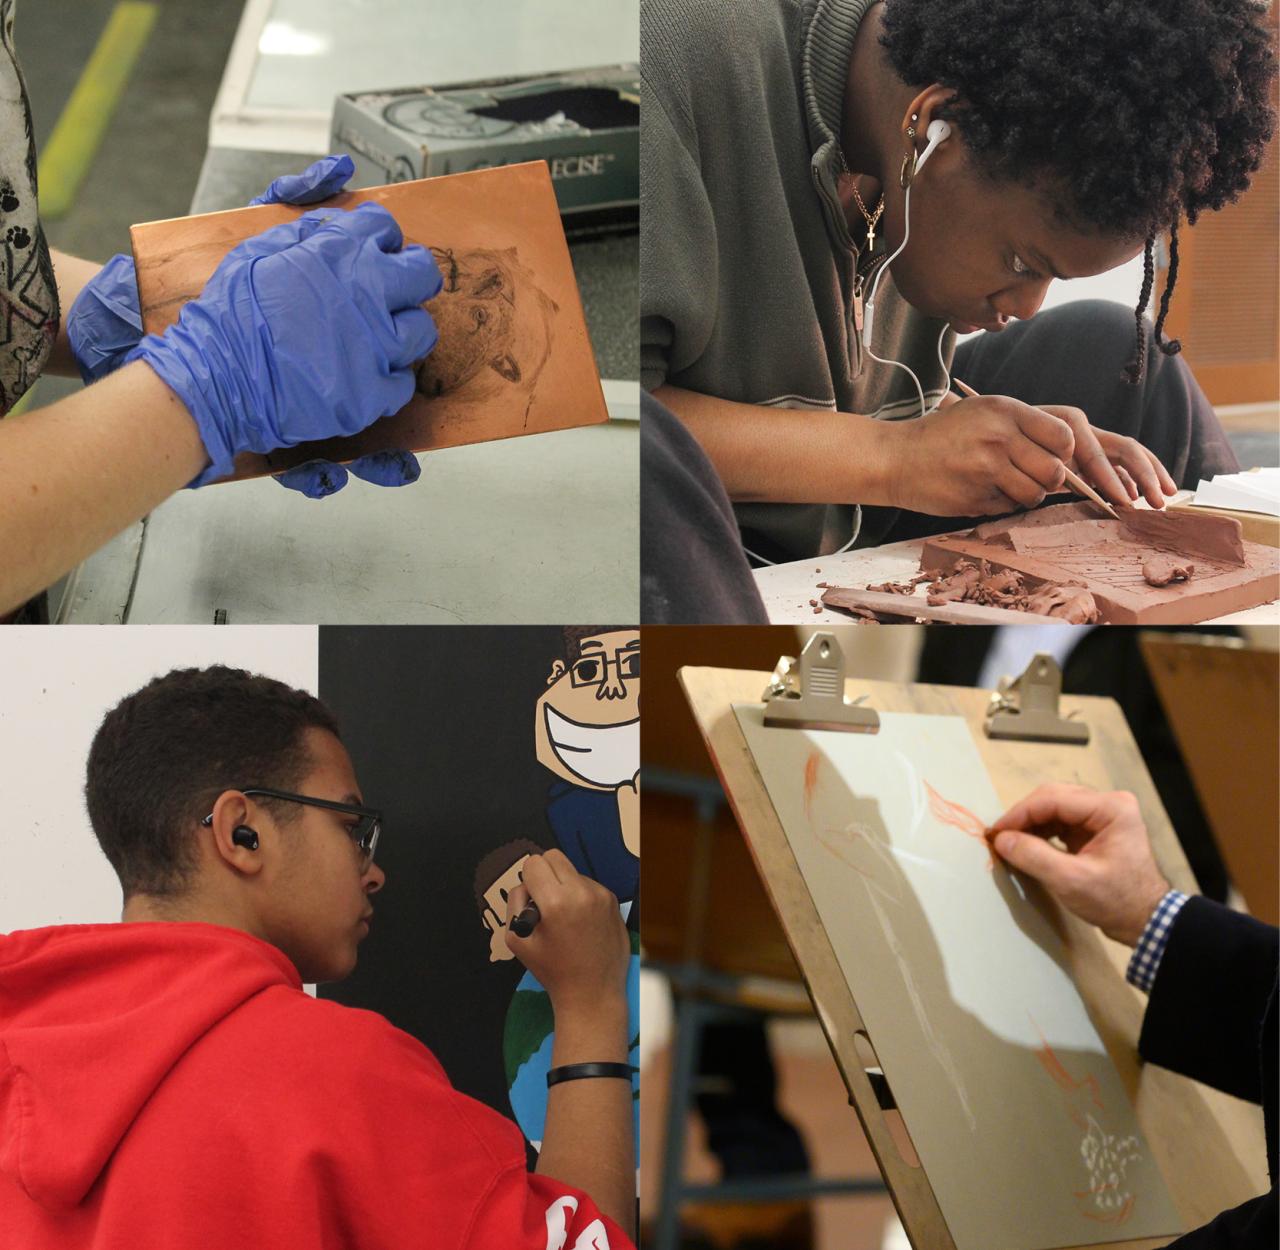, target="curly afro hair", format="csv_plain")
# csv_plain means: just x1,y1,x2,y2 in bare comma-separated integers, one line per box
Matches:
880,0,1277,380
